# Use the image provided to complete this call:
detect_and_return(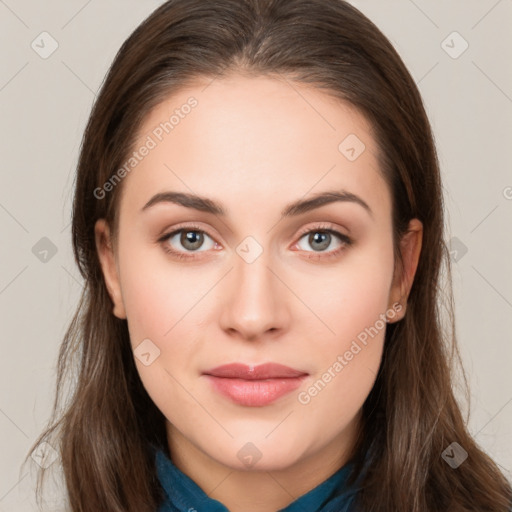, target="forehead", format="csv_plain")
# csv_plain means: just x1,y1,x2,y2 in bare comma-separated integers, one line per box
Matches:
119,74,389,219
